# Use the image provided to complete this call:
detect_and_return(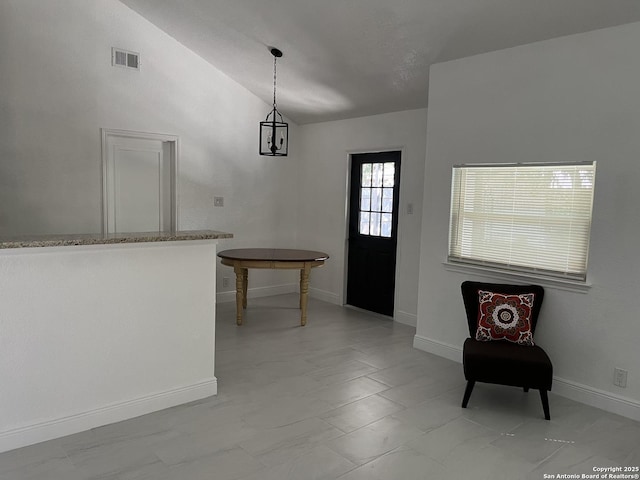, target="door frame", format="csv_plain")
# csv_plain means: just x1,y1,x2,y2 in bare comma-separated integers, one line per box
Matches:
100,128,179,234
343,147,405,317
